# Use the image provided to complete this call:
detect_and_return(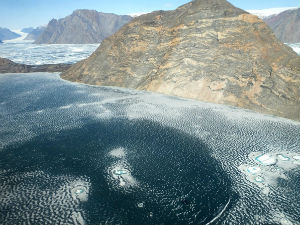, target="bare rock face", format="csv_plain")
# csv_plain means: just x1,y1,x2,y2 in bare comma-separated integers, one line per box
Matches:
0,57,71,73
61,0,300,120
263,8,300,43
0,58,29,73
35,10,132,44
